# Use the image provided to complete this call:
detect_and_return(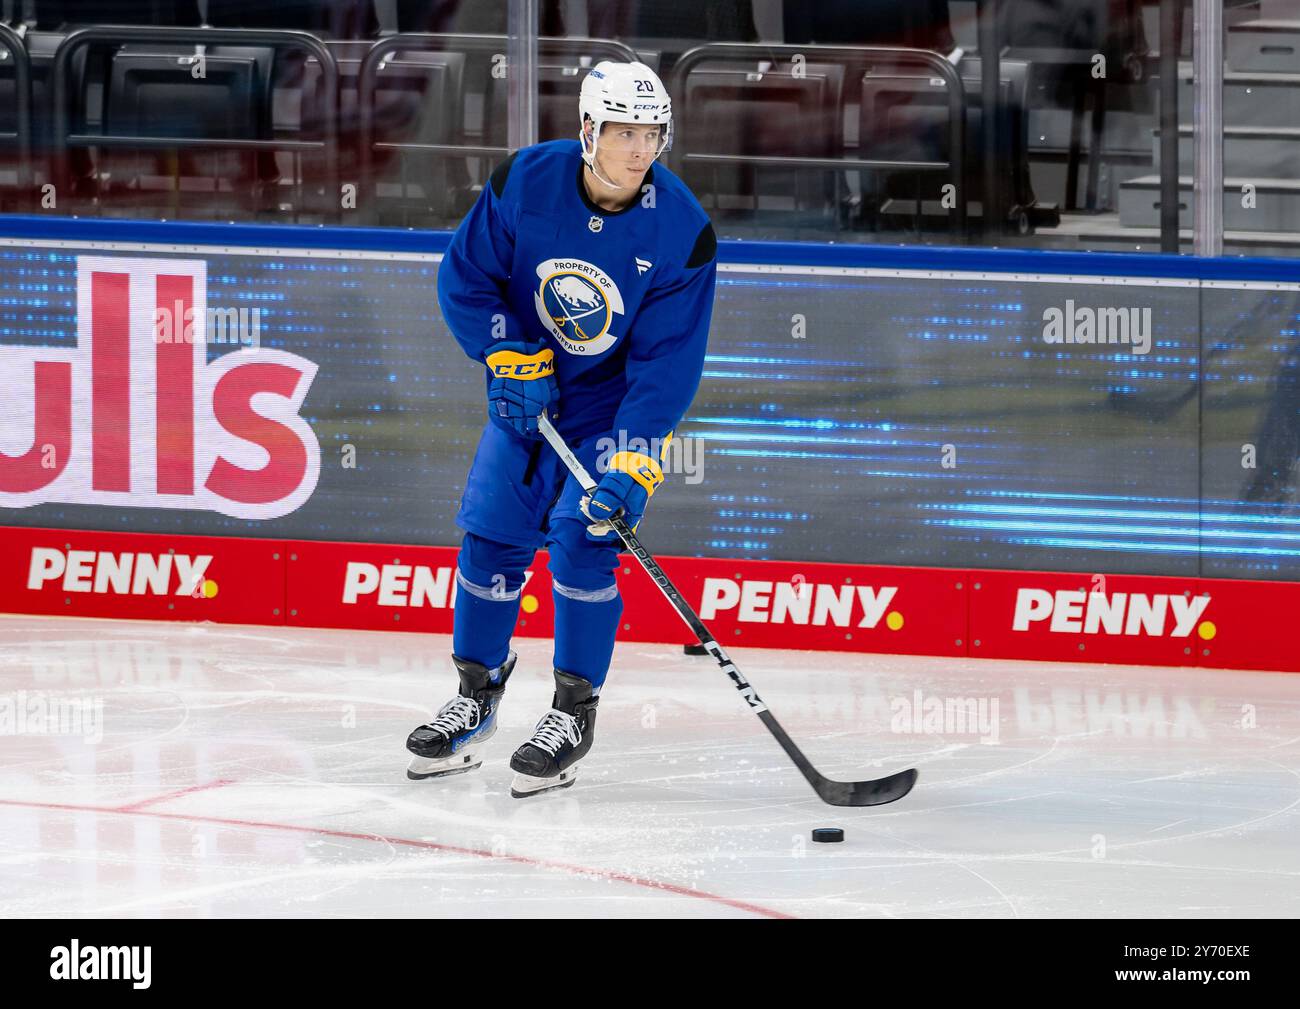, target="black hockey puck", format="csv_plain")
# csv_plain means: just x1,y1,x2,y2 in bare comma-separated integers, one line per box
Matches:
683,643,709,656
811,828,844,843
